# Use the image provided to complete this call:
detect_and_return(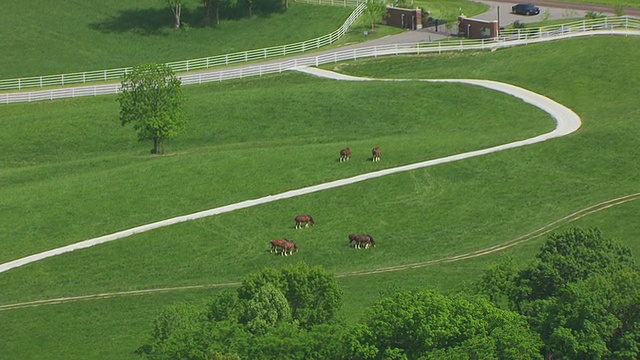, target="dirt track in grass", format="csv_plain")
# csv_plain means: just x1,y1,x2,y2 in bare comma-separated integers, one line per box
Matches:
1,192,638,312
